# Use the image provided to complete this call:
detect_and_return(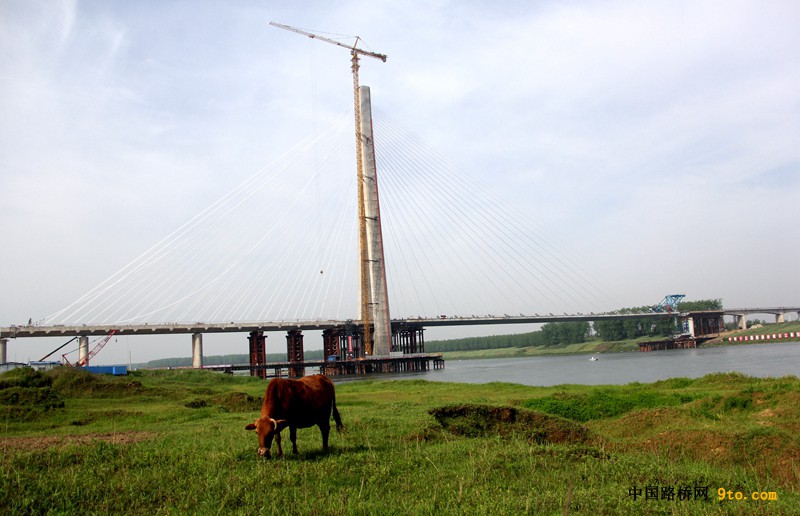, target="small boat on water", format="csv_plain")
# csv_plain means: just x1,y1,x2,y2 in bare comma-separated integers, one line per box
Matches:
589,356,598,361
